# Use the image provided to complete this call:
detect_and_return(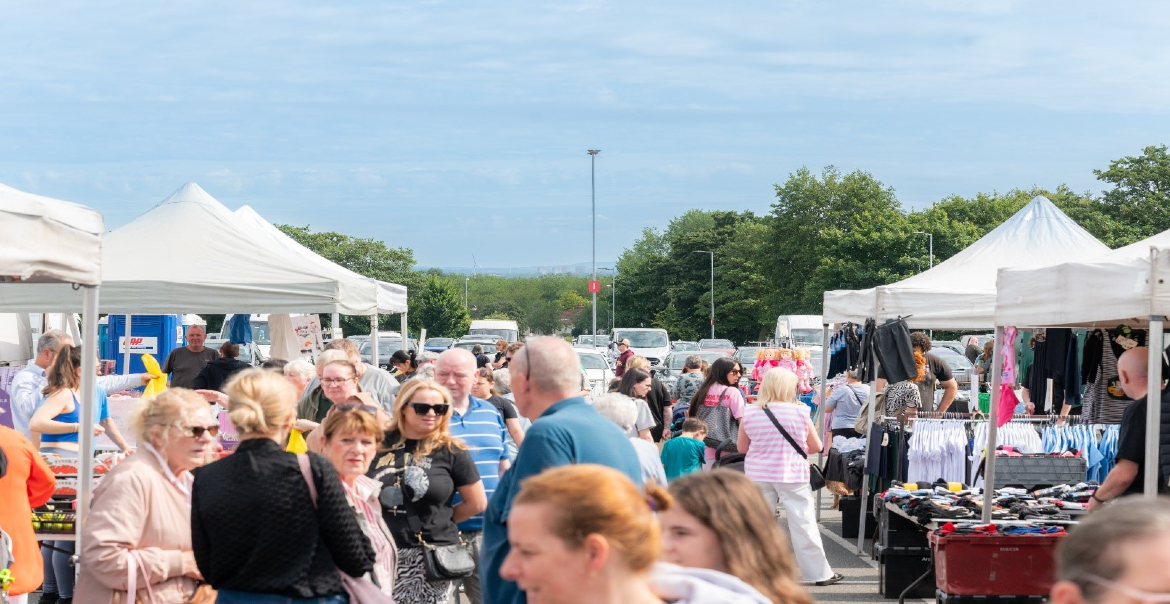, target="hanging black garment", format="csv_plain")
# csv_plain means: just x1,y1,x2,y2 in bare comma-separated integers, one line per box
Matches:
1027,339,1050,410
1046,328,1072,410
872,318,916,384
859,318,878,383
